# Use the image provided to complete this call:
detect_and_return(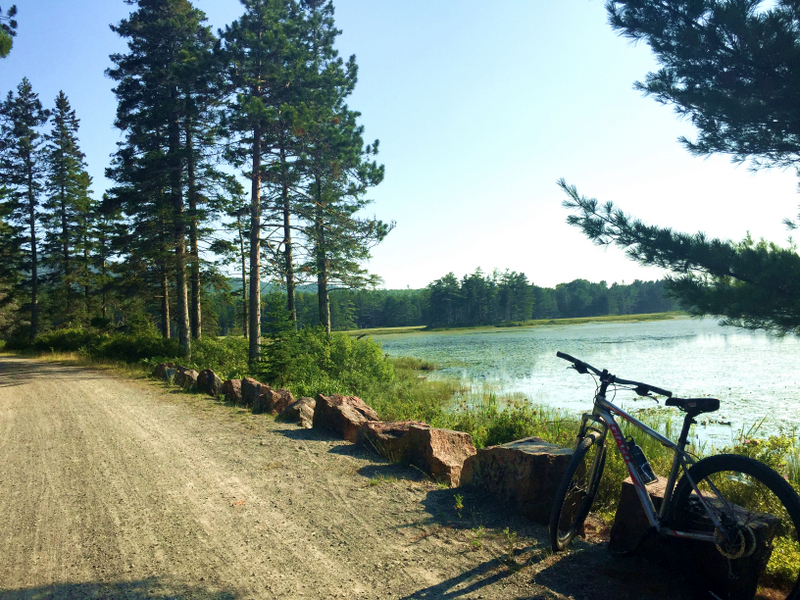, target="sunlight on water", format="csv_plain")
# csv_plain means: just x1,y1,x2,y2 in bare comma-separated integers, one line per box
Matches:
372,318,800,446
